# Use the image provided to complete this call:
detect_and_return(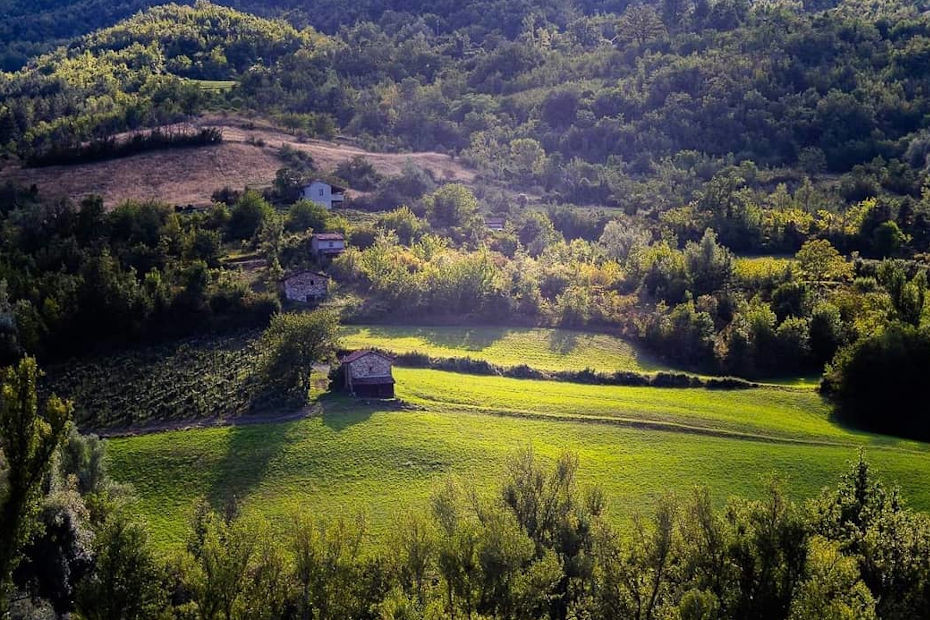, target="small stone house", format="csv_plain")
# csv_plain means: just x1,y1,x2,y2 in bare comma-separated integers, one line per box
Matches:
281,270,330,303
485,216,505,231
340,350,395,398
310,233,346,261
301,180,346,210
